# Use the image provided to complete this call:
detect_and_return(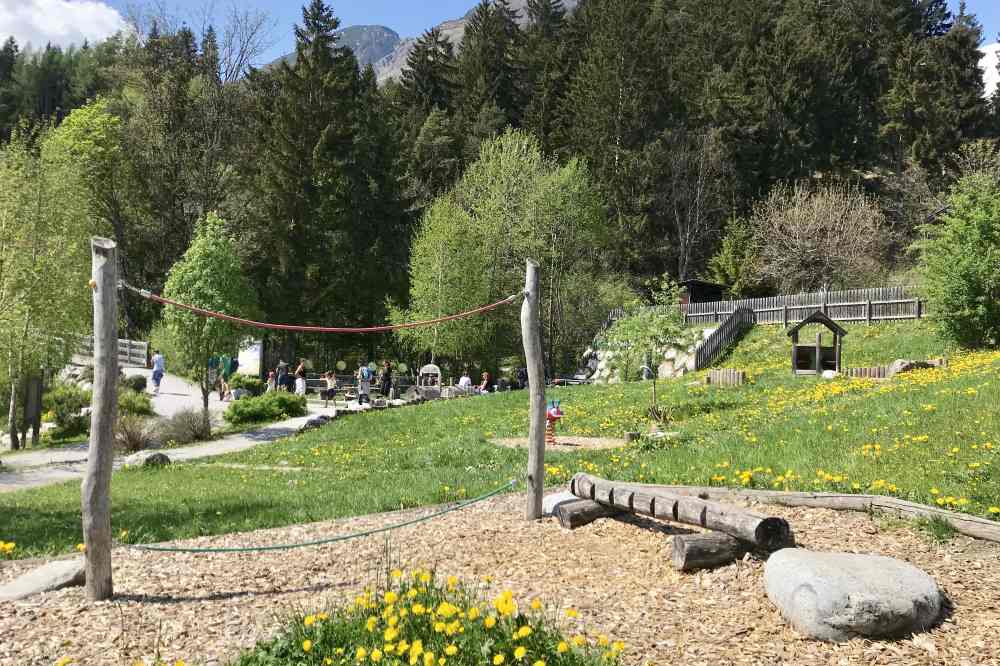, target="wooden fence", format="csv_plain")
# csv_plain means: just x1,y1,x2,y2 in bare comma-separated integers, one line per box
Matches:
694,306,756,370
682,286,922,326
79,336,149,367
